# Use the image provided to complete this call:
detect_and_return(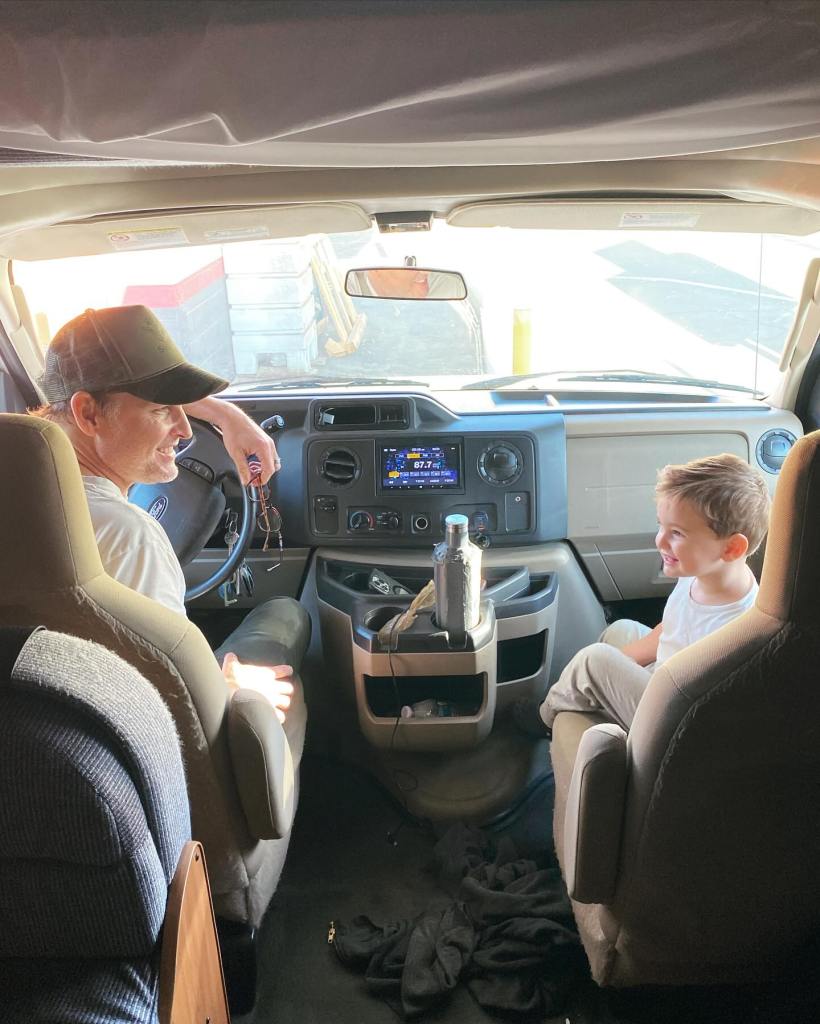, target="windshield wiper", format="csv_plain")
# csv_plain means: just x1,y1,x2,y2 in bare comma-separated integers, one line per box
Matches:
463,369,759,396
555,370,759,395
233,377,430,392
461,371,560,391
